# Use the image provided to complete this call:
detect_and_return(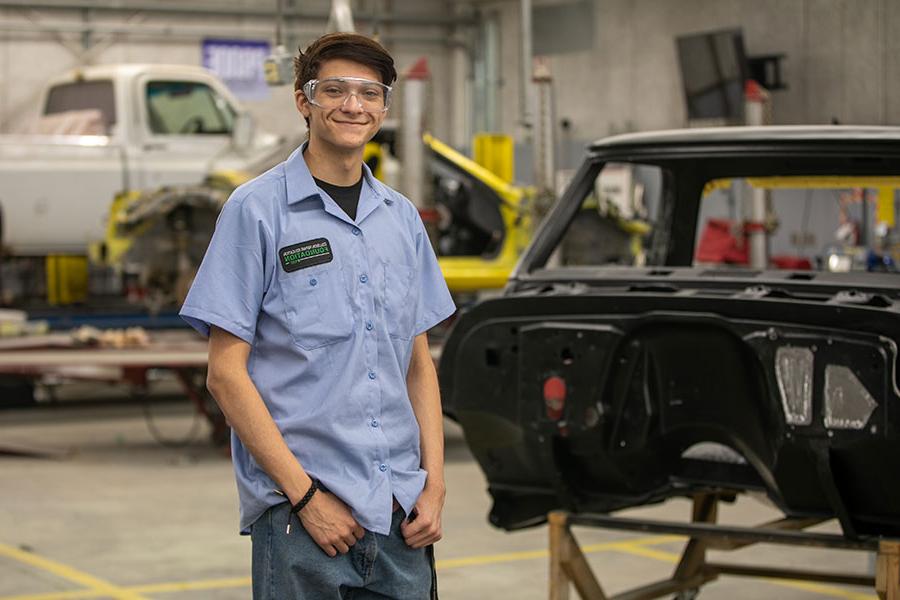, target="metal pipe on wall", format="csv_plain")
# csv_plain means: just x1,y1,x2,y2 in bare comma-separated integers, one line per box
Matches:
401,60,429,208
0,21,463,46
484,14,499,133
519,0,533,134
449,3,471,149
532,60,555,201
326,0,355,33
0,0,473,27
471,11,499,135
745,85,770,270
